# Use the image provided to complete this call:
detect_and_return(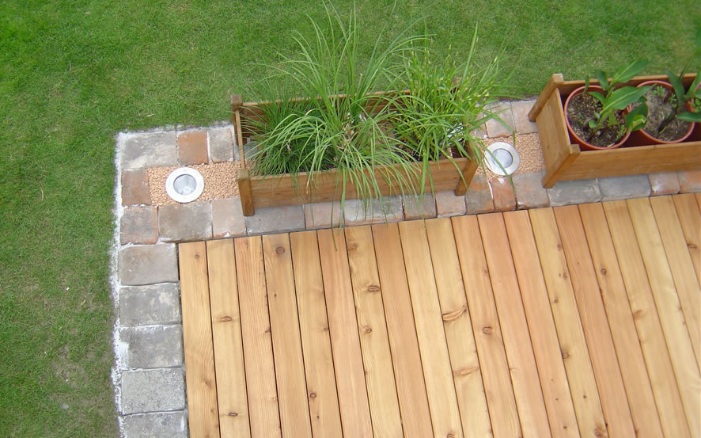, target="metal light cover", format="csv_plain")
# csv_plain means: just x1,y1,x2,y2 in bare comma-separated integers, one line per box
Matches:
485,142,520,176
165,167,205,203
